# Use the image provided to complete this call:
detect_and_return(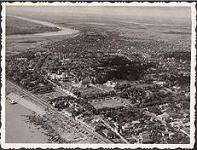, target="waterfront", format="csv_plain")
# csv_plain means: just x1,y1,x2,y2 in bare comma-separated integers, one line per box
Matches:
5,99,49,143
